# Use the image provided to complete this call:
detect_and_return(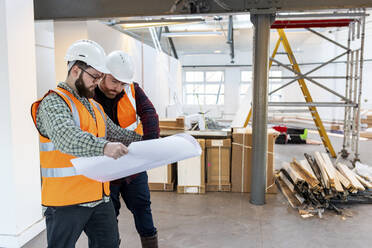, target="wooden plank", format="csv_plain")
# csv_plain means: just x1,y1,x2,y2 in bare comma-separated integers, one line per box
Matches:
299,160,317,179
279,172,305,204
336,163,365,191
320,153,343,192
304,153,323,184
314,152,330,188
282,162,305,185
276,177,302,209
354,174,372,189
335,169,352,189
291,159,320,188
159,117,185,130
320,153,337,180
